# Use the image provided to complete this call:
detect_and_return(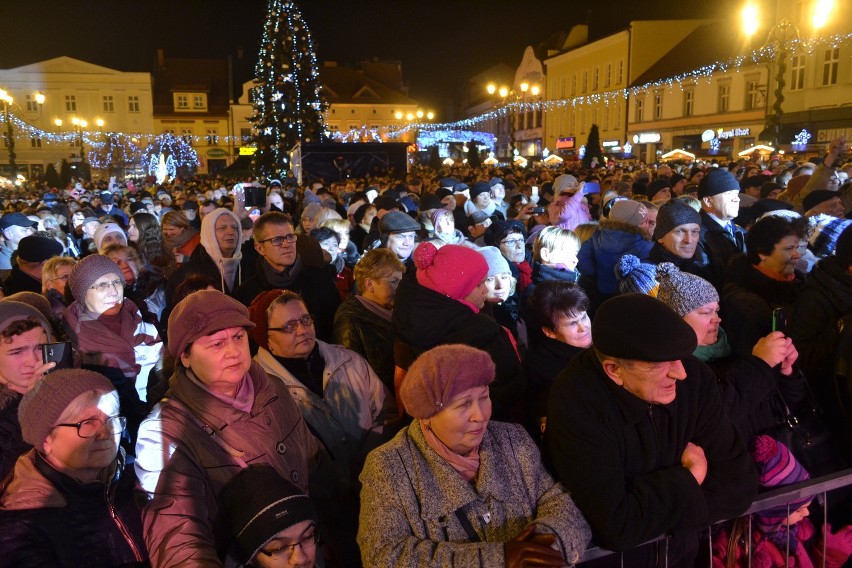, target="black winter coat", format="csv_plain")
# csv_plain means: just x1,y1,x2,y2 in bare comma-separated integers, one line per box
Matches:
697,210,746,291
721,254,805,357
0,451,147,567
392,278,526,422
647,242,712,282
547,350,757,566
524,336,584,427
234,256,341,342
333,294,396,392
0,386,27,482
